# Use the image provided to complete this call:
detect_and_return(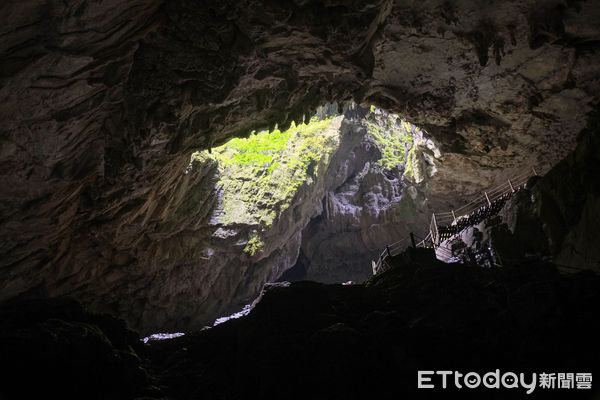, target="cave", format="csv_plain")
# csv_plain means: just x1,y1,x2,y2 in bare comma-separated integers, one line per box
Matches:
1,1,600,399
